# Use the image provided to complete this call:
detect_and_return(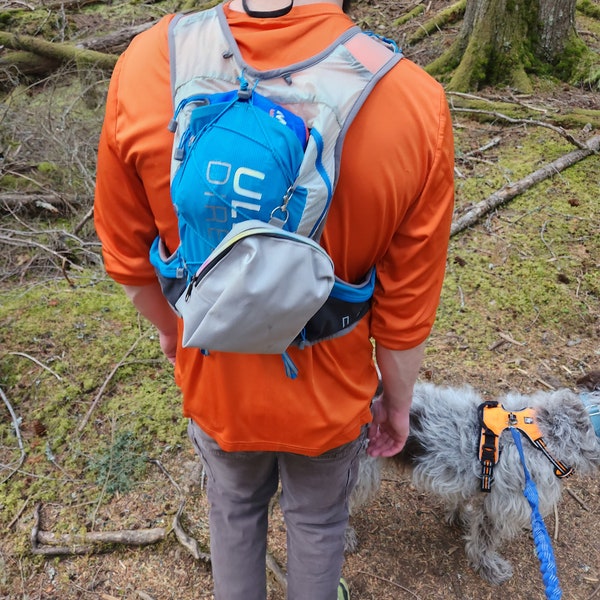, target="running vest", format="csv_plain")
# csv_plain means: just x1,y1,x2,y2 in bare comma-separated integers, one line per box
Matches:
150,6,402,357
